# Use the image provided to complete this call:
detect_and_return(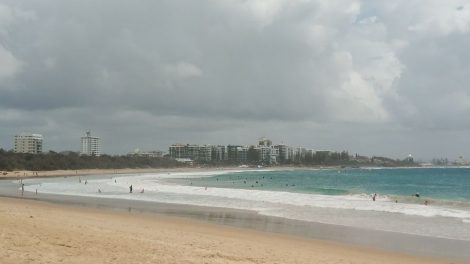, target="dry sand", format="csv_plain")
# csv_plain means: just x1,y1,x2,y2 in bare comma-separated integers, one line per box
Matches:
0,197,460,264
